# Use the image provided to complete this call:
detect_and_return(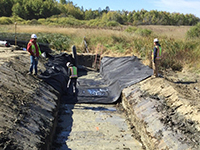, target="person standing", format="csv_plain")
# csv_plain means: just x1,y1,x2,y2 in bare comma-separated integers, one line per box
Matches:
83,36,89,53
66,62,78,95
27,34,41,75
152,38,162,77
